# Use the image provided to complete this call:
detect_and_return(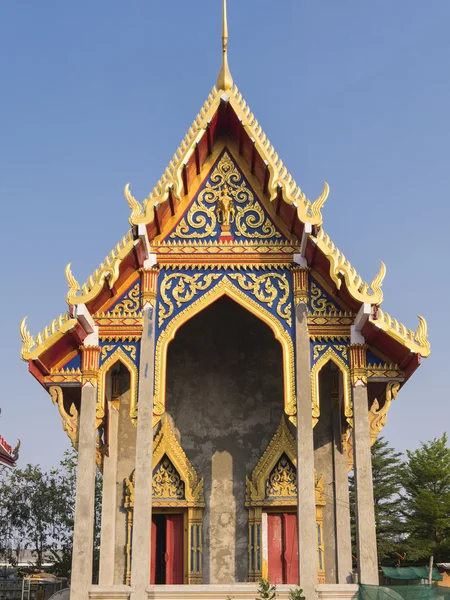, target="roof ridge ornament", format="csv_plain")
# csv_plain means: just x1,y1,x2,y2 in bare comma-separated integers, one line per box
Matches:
216,0,233,92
